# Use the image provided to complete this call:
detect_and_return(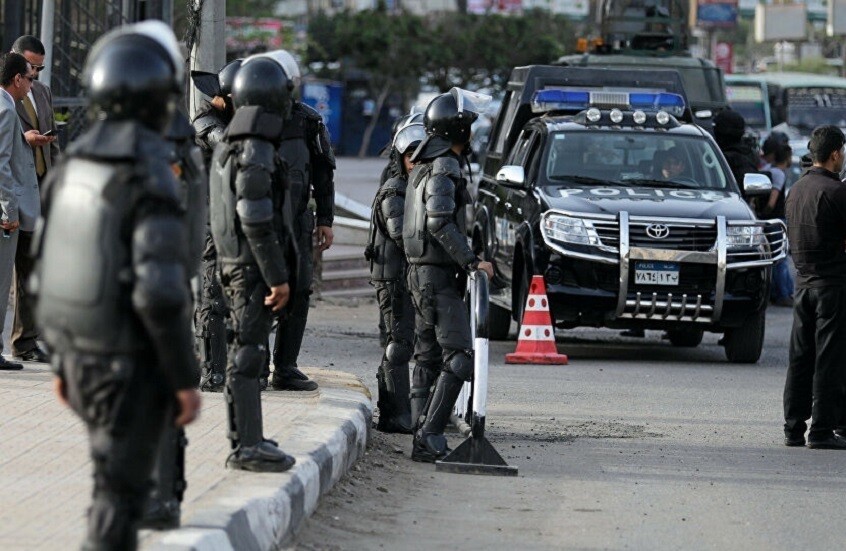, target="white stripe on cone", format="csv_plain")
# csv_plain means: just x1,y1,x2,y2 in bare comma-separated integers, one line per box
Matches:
524,295,550,312
518,325,555,341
